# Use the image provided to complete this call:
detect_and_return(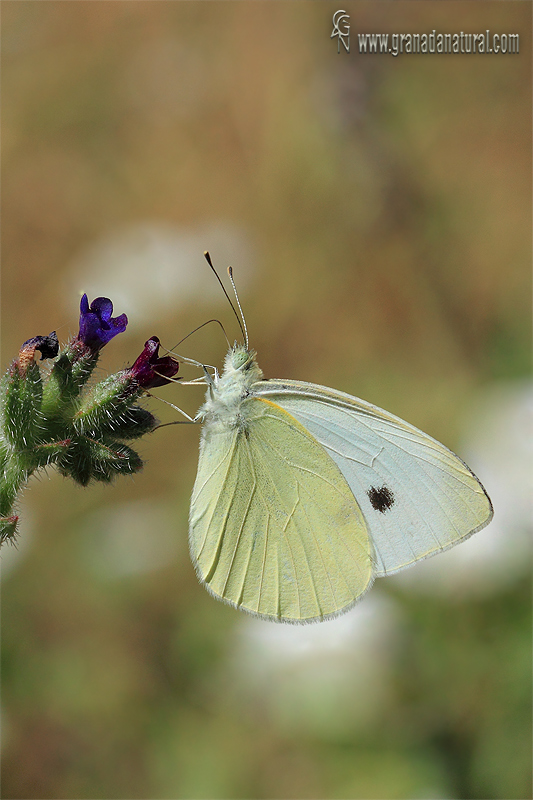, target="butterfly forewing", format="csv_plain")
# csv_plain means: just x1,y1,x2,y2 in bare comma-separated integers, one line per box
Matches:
255,380,493,576
189,397,373,622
